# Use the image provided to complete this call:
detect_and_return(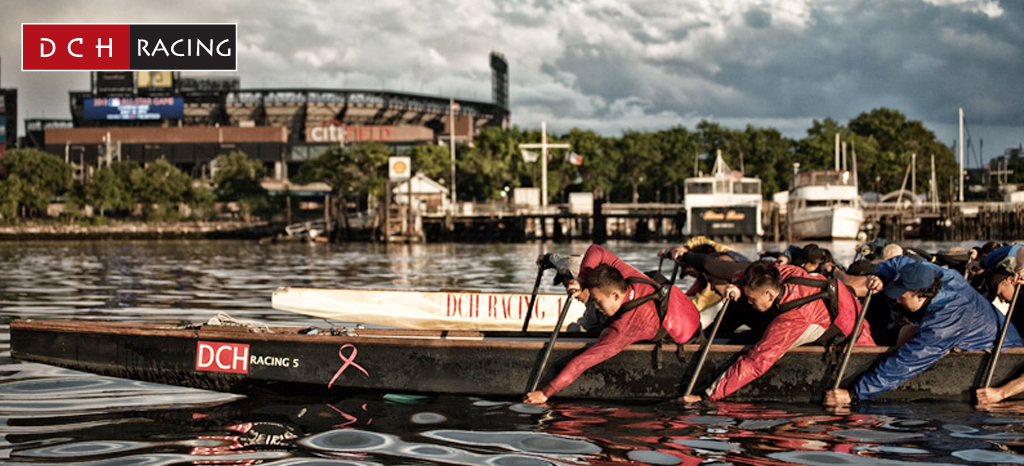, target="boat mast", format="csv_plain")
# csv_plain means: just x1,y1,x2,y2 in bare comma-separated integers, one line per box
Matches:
852,141,859,188
834,132,840,171
959,107,965,202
